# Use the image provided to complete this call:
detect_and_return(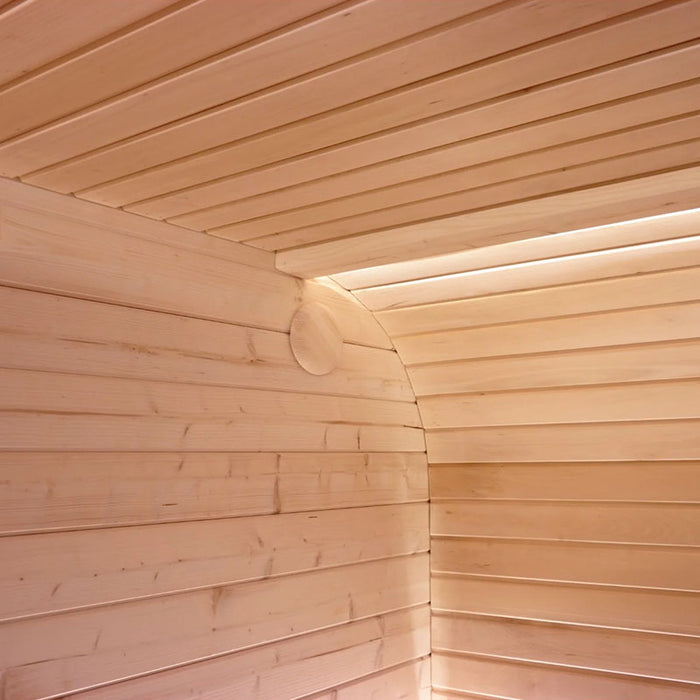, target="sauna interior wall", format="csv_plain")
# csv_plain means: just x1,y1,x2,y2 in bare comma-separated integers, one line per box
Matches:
0,178,430,699
364,223,700,698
